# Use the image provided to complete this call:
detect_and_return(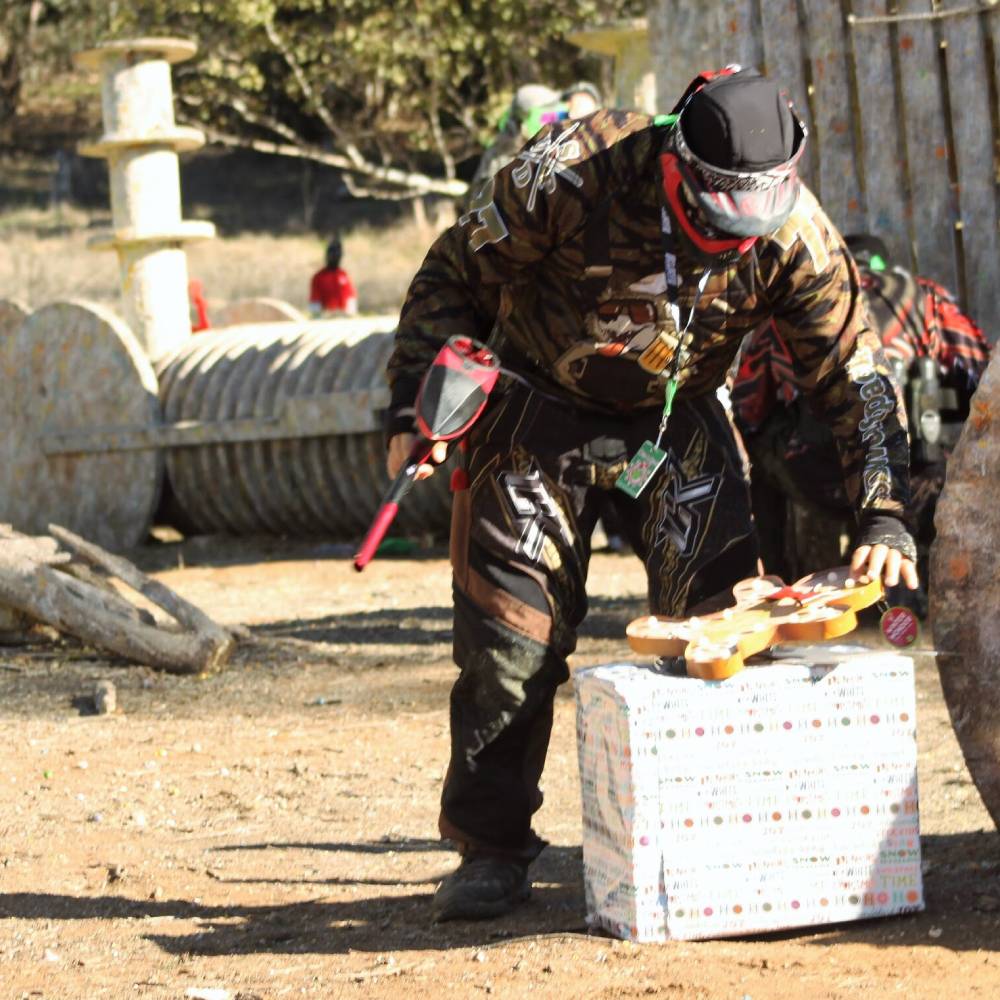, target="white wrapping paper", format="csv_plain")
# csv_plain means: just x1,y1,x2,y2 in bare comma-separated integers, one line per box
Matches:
574,645,923,941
